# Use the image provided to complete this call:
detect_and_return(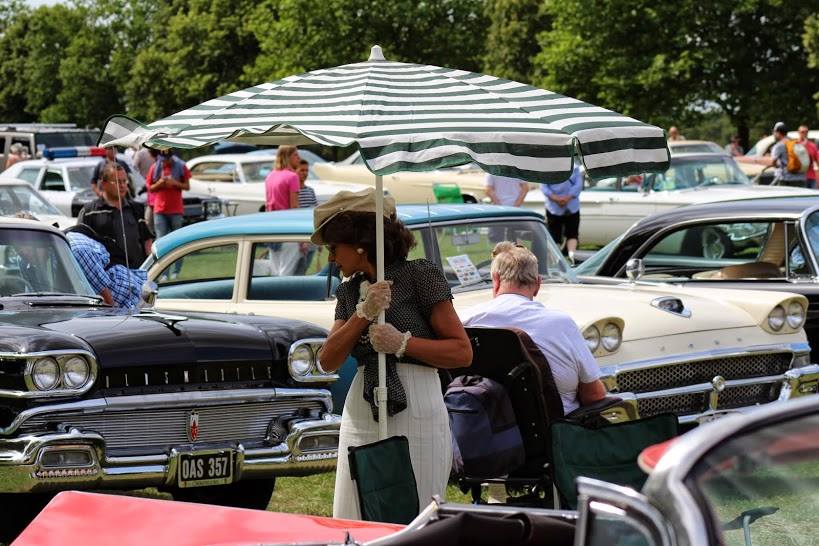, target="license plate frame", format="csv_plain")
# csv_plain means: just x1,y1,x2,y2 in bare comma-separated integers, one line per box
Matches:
177,449,234,488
